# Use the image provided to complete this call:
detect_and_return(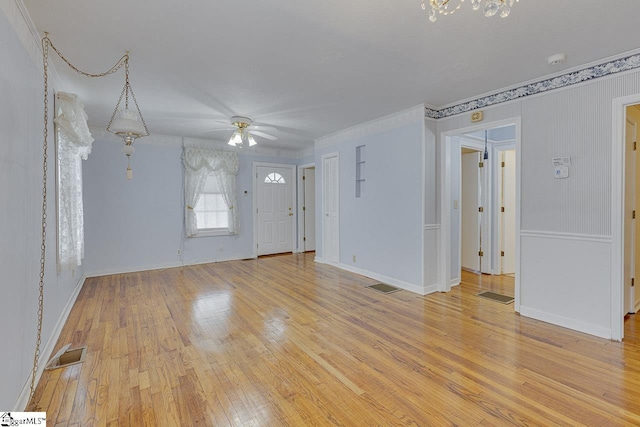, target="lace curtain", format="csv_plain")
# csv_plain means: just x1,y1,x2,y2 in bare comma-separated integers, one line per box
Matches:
55,92,94,271
182,148,239,236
